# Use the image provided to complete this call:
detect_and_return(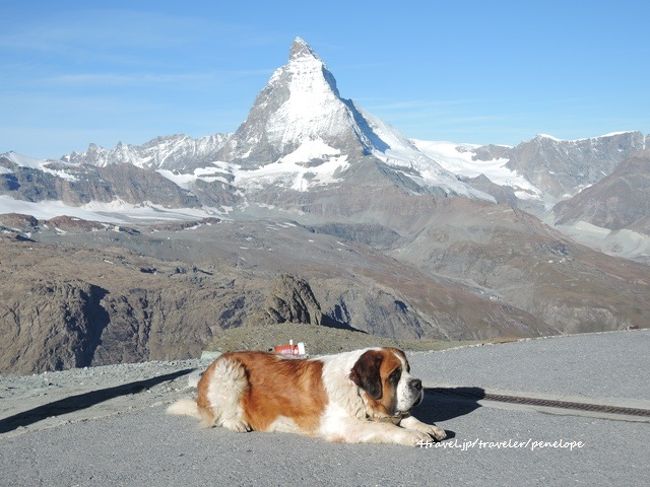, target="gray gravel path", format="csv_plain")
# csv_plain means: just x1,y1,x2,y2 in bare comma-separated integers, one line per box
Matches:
1,398,646,487
411,330,650,403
